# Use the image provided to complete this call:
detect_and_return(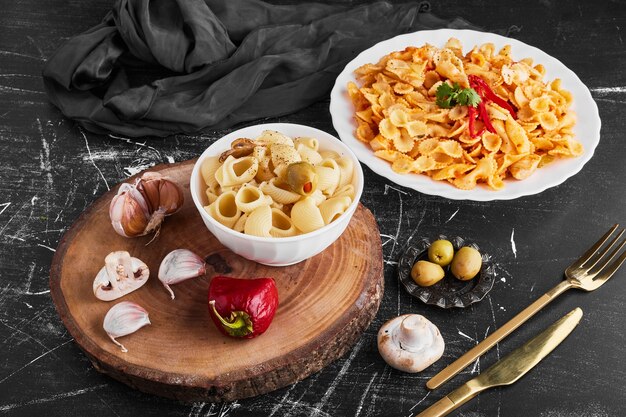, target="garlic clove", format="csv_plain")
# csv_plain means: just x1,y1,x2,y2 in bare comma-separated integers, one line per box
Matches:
136,173,161,213
158,249,206,299
127,182,151,217
93,251,150,301
137,172,184,216
109,172,184,240
125,188,151,236
103,301,150,353
377,314,445,373
109,193,128,237
157,178,185,215
109,184,151,238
